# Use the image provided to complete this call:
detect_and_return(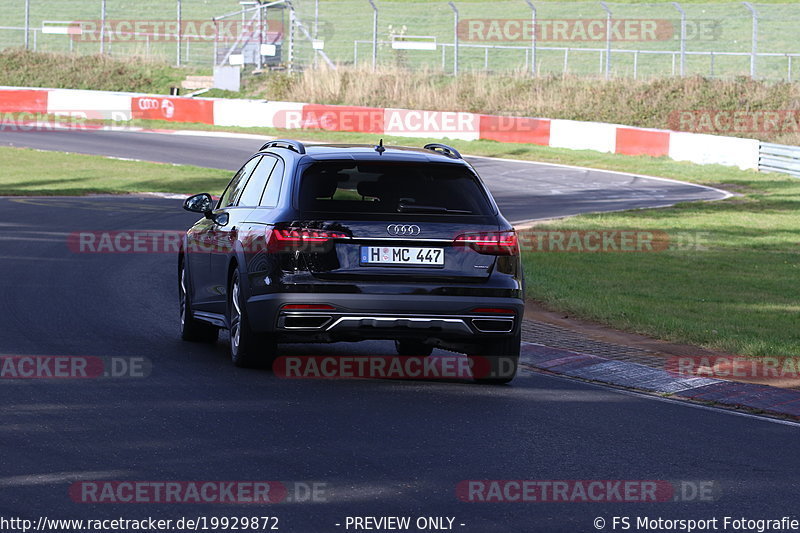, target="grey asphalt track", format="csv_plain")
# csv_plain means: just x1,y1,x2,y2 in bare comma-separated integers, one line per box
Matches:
2,130,794,533
0,127,728,223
